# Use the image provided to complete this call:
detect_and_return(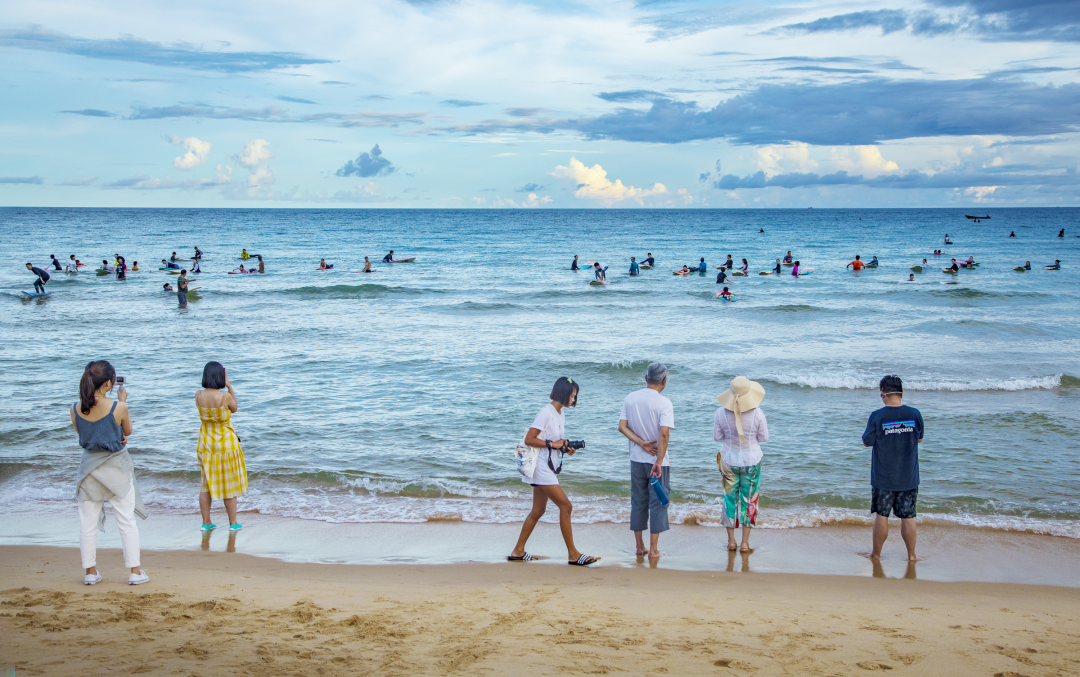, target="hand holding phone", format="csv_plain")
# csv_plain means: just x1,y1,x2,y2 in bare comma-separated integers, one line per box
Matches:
115,375,128,402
